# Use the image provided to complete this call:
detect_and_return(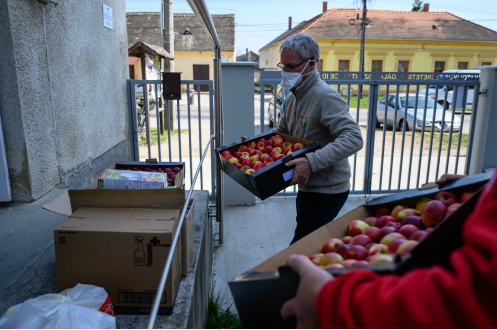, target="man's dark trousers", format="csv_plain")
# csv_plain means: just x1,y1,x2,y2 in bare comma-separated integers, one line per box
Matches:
290,190,349,245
